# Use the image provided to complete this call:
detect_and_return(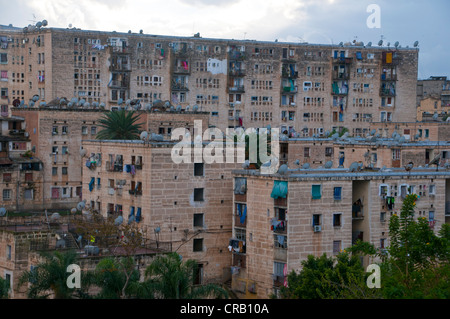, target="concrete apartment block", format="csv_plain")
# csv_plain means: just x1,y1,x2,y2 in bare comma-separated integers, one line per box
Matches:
1,24,419,135
81,139,242,284
231,169,450,299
